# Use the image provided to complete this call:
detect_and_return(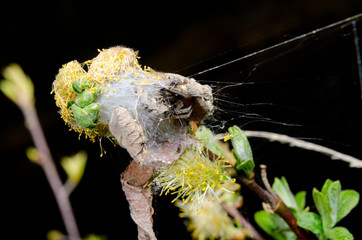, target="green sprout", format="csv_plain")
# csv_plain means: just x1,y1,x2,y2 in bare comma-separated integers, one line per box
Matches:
299,179,360,240
255,177,360,240
228,126,255,179
68,78,100,130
